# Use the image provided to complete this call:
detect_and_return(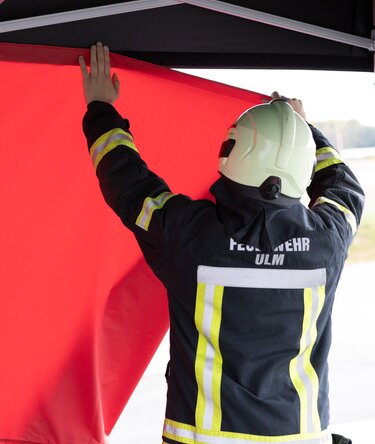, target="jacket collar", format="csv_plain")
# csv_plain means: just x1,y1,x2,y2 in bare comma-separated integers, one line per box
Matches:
210,177,313,251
